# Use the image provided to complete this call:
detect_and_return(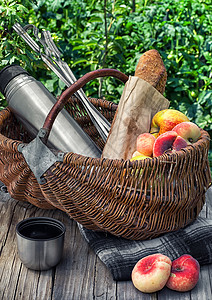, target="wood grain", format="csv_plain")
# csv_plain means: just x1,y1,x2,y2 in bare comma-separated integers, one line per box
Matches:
0,186,212,299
